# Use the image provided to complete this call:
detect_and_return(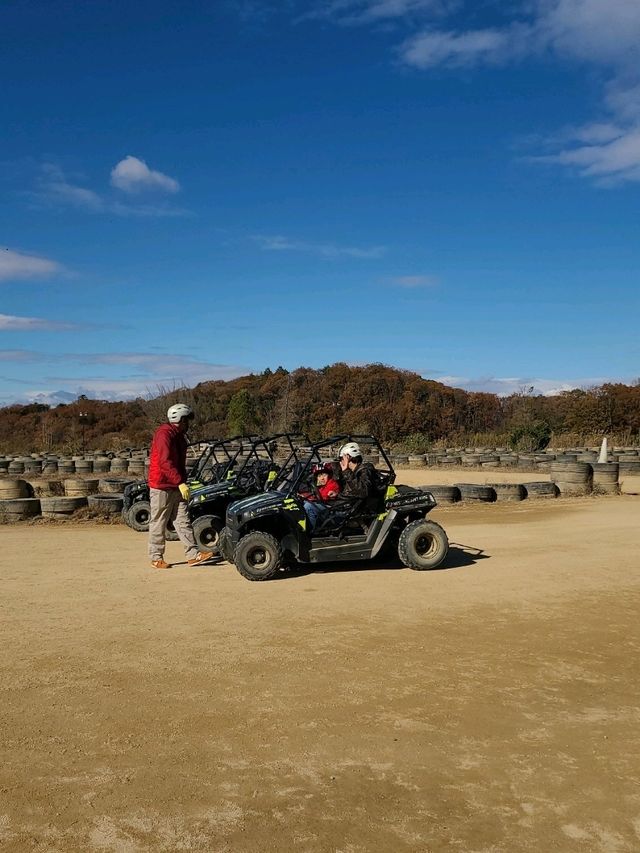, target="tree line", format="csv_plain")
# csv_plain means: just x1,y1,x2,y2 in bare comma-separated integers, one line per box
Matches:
1,364,639,455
